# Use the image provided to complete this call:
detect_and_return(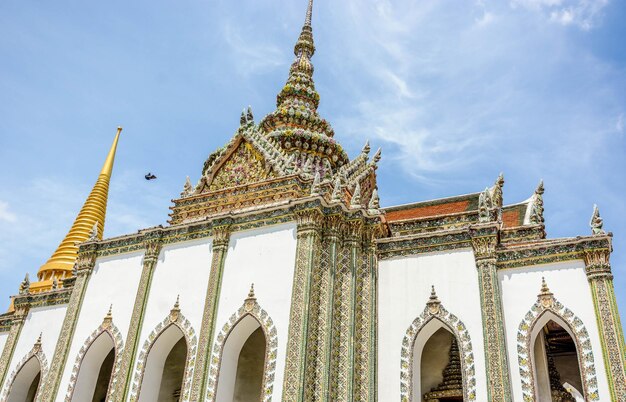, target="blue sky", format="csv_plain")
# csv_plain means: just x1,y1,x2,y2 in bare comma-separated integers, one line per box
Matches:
0,0,625,331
